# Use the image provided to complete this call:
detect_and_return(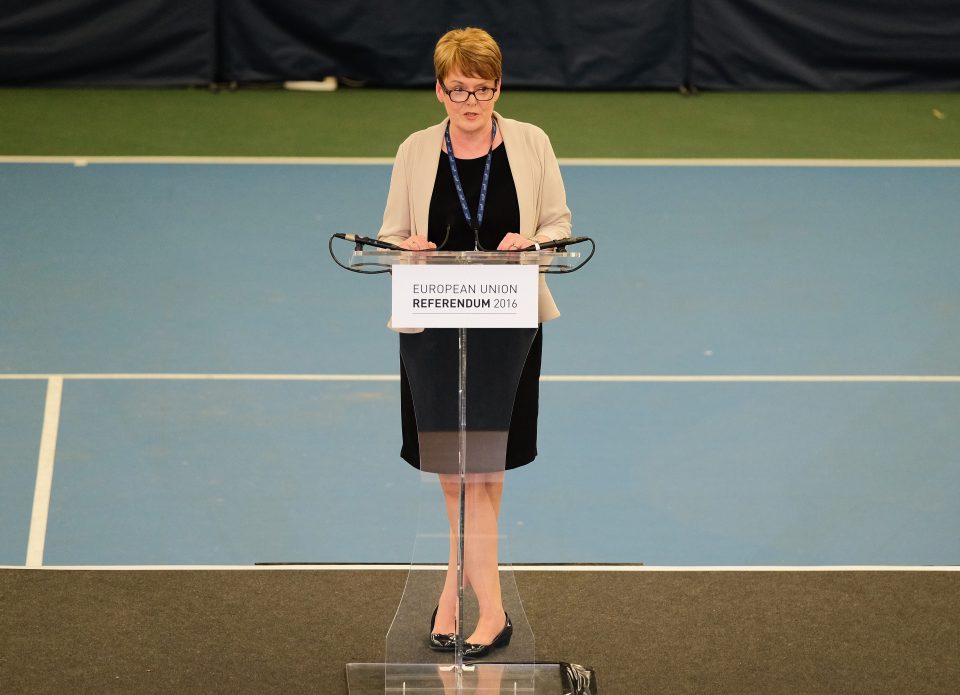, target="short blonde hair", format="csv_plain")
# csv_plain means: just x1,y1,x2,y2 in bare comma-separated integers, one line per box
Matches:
434,28,502,83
